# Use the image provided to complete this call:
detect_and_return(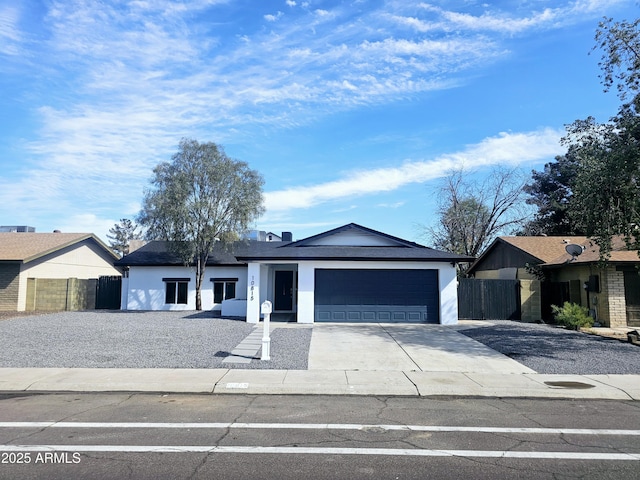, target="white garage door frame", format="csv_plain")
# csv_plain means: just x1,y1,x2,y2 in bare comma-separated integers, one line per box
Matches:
295,260,458,325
